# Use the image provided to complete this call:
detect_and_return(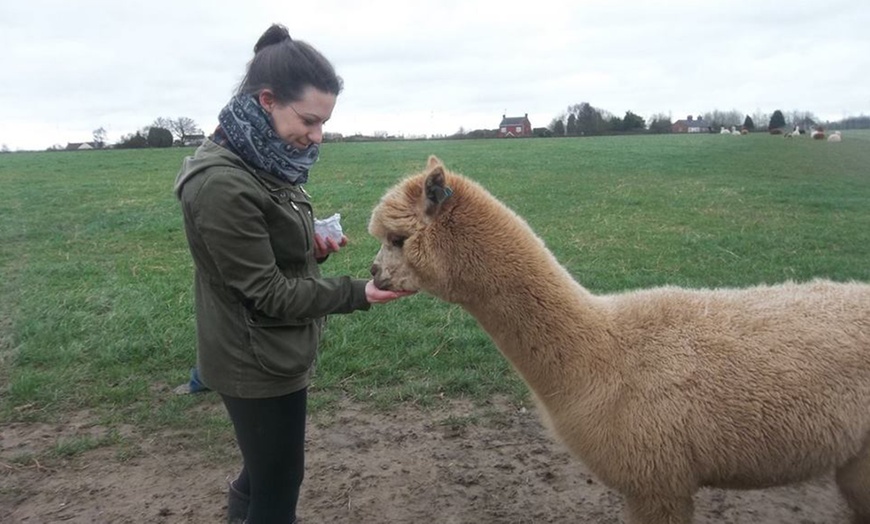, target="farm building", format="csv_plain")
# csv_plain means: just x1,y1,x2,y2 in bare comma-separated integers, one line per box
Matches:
671,115,711,133
182,134,206,147
65,142,98,150
498,114,532,138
